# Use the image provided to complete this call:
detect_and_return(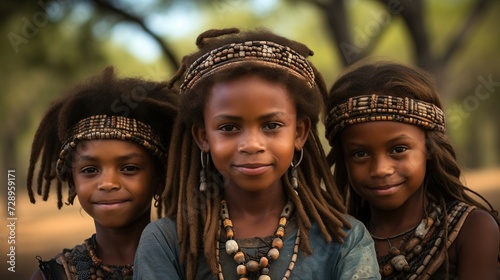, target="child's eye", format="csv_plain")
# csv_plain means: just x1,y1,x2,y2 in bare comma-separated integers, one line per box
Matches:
352,151,368,158
122,165,140,173
218,124,238,132
80,167,98,174
264,122,283,130
391,146,408,154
